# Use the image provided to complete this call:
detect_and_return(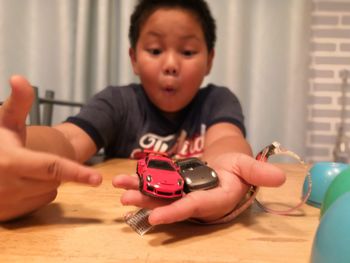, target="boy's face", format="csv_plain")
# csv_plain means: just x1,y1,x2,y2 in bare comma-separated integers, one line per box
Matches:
129,8,214,114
